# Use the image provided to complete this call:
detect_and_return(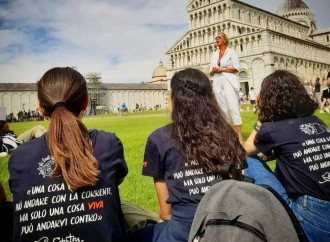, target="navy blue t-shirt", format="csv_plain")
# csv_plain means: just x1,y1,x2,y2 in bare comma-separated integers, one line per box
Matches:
322,87,330,99
142,124,220,205
9,130,128,242
255,116,330,201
